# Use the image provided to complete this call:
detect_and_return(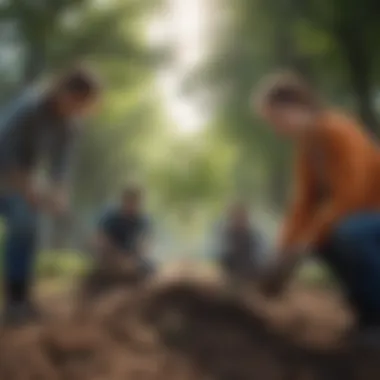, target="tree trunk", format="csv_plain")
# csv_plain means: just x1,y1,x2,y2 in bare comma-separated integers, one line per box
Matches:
23,41,46,85
269,0,304,210
337,27,378,134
